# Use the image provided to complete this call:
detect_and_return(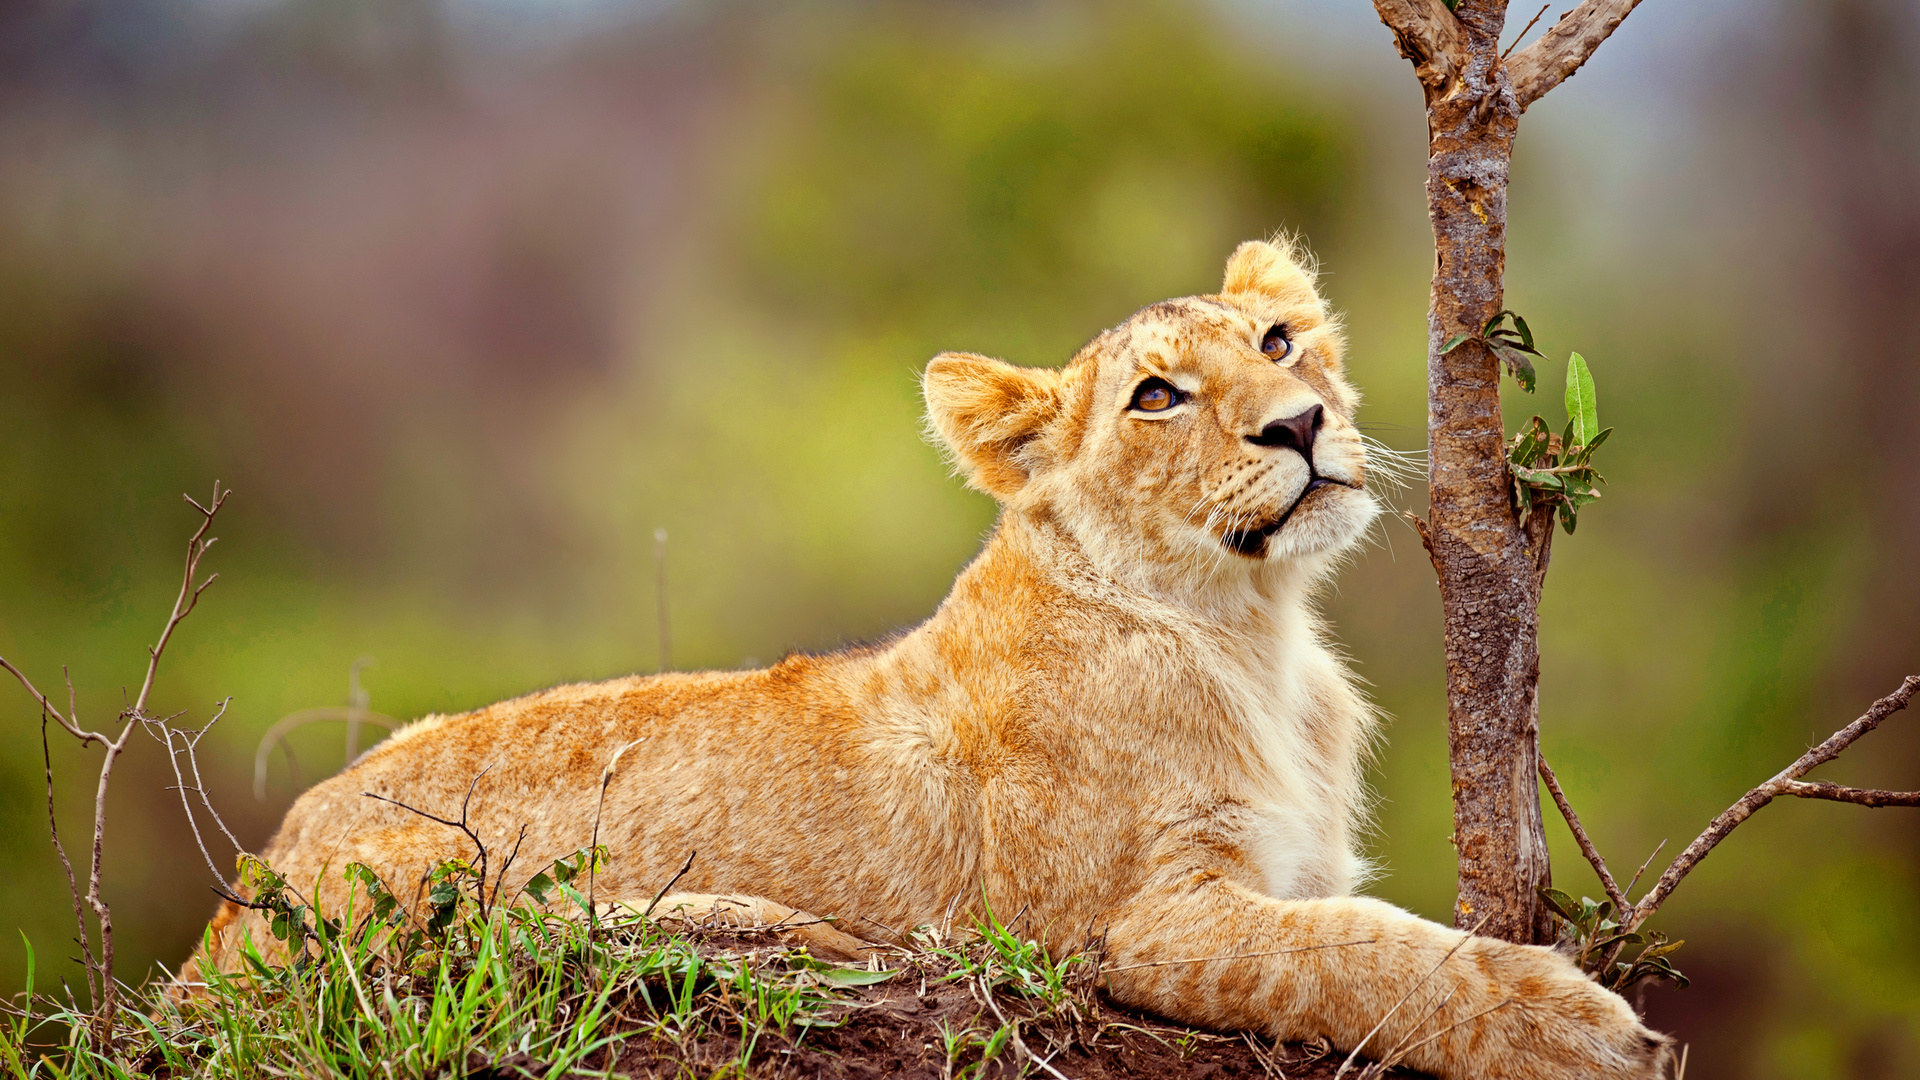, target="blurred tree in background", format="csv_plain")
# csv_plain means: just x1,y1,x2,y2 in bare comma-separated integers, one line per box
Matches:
0,1,1914,1076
